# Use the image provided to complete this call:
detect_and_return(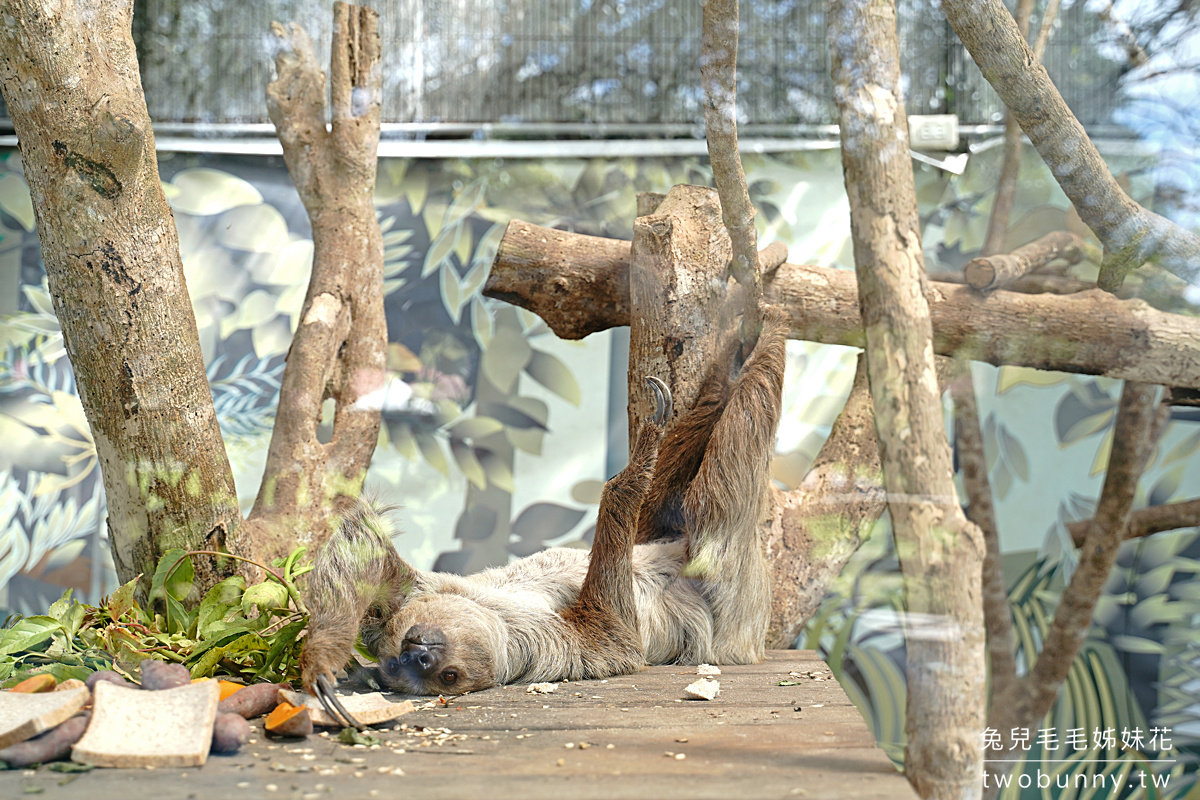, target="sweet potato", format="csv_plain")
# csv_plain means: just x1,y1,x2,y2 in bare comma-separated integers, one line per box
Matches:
217,680,244,701
217,682,284,719
210,711,252,754
9,673,56,693
139,660,190,690
264,702,312,738
55,679,87,692
85,670,137,691
0,712,90,766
